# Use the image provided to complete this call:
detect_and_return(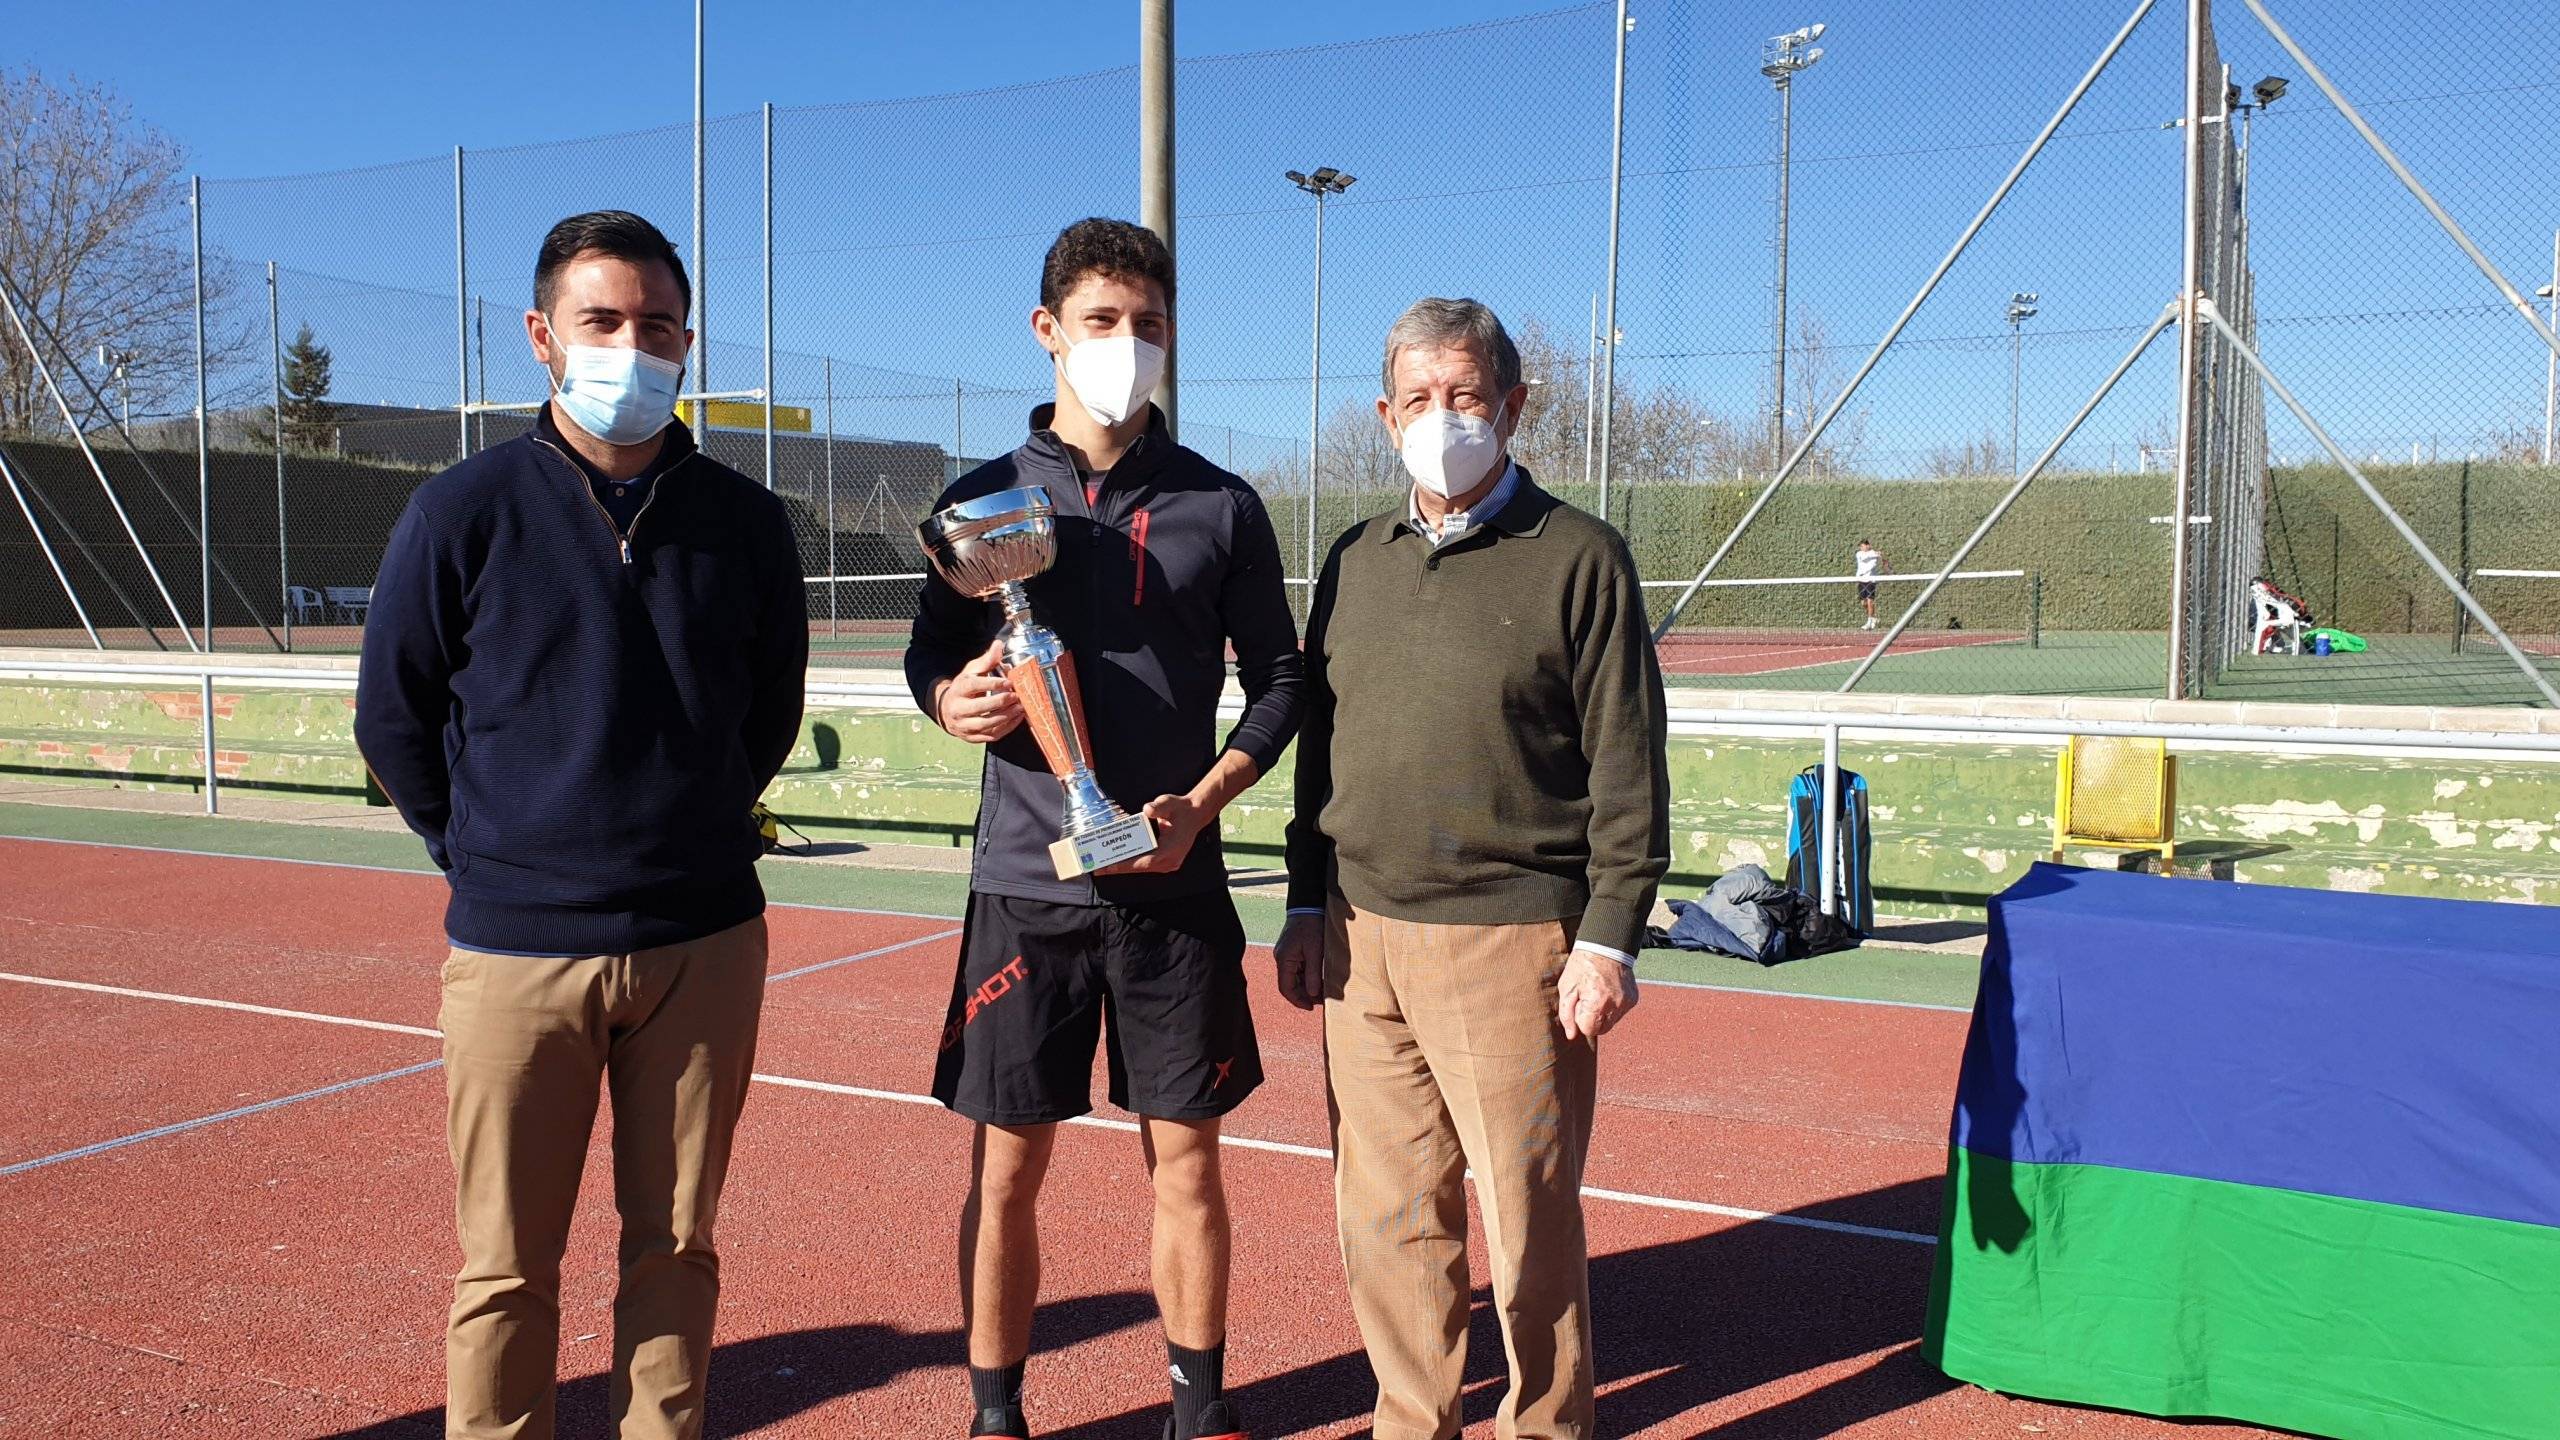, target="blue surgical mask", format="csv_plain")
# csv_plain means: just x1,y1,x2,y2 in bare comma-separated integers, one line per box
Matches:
552,342,683,446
